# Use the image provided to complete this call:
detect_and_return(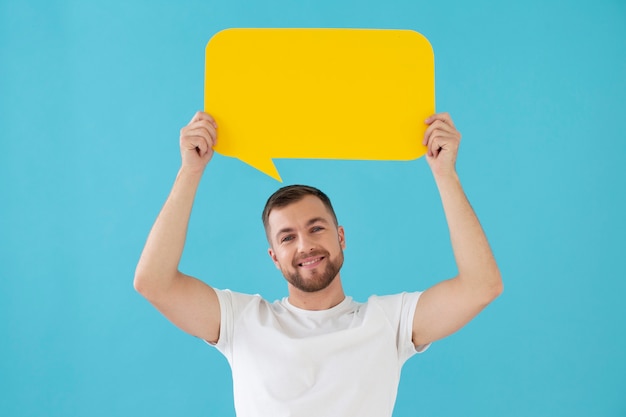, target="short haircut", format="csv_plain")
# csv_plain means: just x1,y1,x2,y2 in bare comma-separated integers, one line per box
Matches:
262,185,338,234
